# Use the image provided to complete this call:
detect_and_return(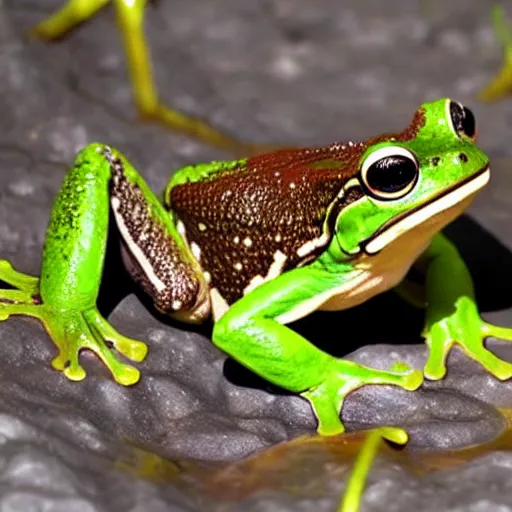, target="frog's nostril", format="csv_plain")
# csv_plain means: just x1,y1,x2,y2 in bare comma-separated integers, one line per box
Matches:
459,153,468,163
431,156,441,167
